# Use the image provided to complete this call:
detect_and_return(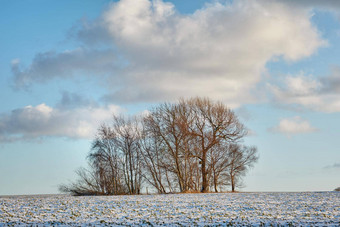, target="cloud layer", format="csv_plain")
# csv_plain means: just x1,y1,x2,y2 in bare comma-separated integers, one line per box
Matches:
12,49,117,89
270,116,317,136
270,68,340,113
12,0,326,107
0,101,121,142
